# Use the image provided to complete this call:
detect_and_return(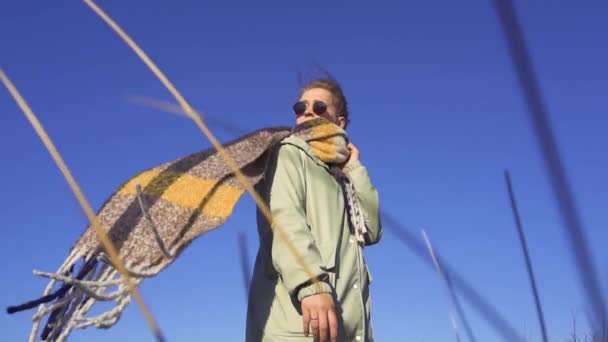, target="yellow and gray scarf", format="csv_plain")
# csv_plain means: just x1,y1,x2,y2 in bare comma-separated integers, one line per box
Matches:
8,117,367,341
293,117,350,164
